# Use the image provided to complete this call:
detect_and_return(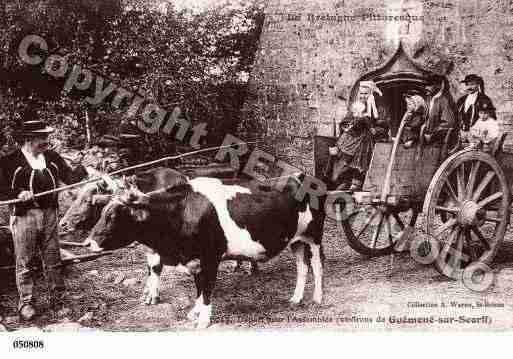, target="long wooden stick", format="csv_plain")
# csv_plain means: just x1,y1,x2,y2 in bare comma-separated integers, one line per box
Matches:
65,250,116,264
0,141,258,206
381,112,409,202
59,240,89,247
0,249,118,271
